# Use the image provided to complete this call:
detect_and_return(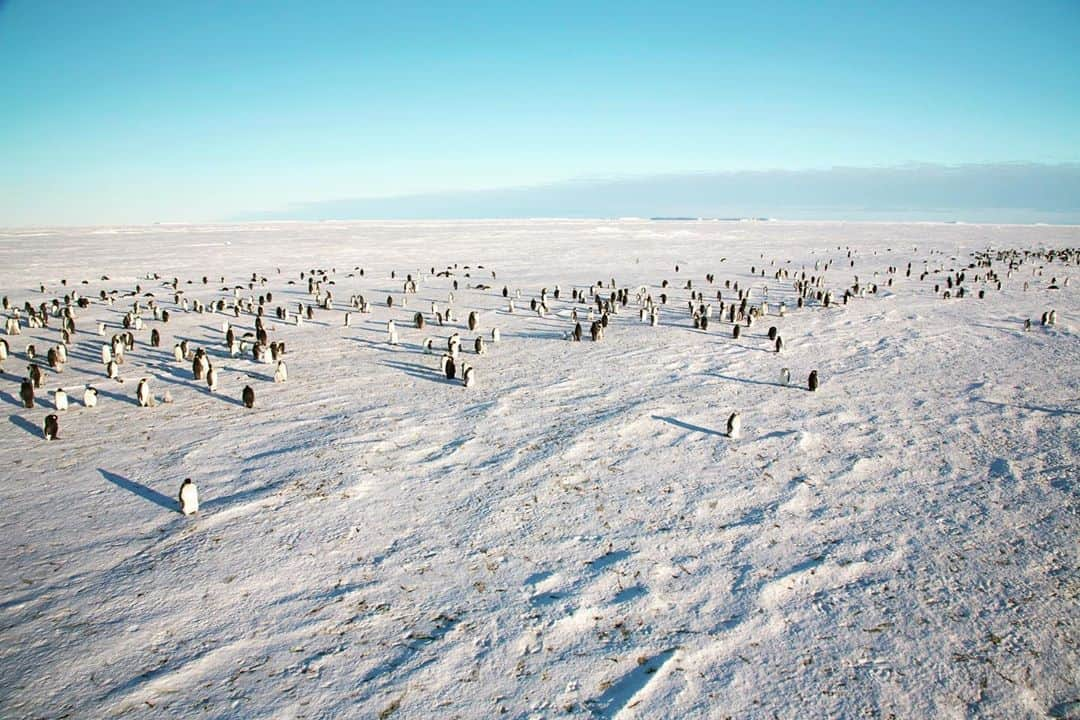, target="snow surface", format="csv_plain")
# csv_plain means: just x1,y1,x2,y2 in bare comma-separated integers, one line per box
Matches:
0,220,1076,719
